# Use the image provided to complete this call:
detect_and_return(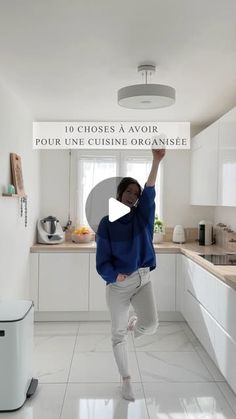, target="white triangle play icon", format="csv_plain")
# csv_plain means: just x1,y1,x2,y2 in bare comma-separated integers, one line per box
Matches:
108,198,130,222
